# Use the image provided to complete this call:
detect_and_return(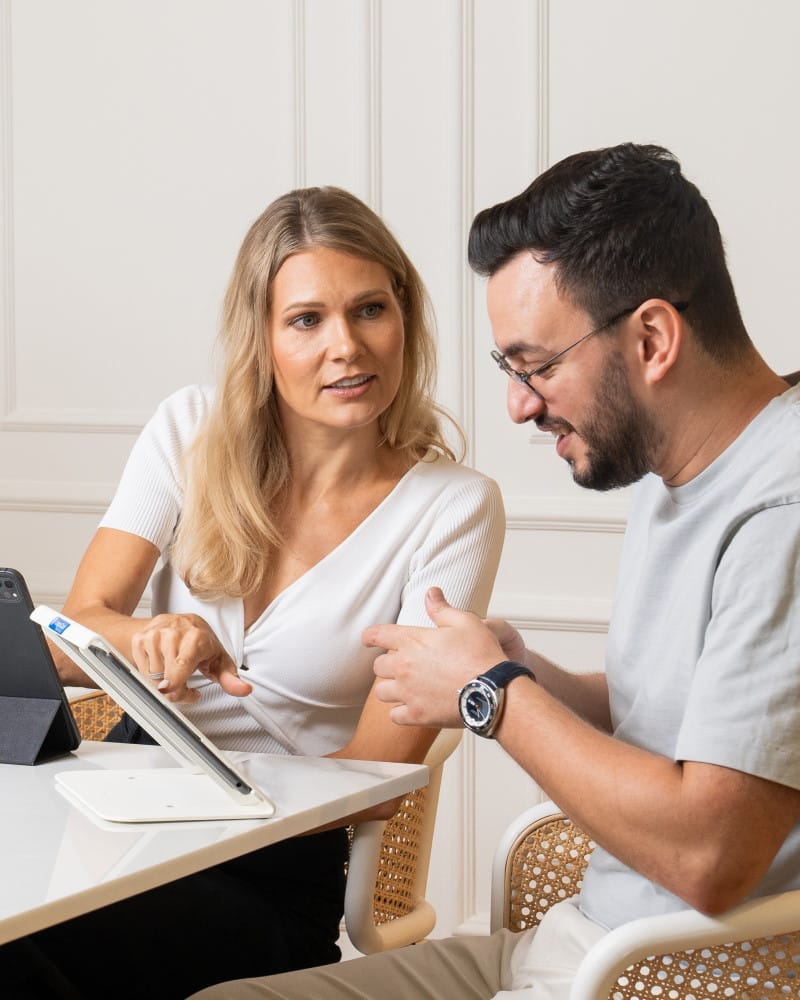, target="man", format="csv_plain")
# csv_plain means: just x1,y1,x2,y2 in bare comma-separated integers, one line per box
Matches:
190,144,800,999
